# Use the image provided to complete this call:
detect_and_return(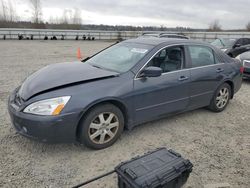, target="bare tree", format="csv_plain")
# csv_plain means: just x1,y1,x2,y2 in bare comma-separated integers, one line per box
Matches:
0,0,7,21
246,22,250,31
29,0,42,23
61,9,71,24
49,15,60,24
8,0,16,22
208,20,222,31
160,24,165,31
72,8,82,25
